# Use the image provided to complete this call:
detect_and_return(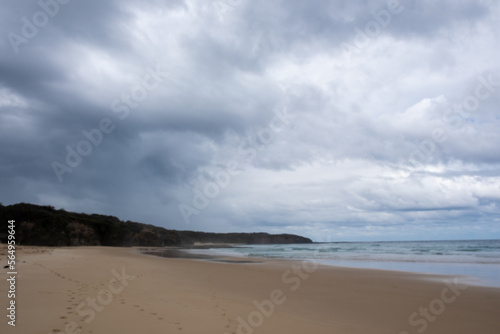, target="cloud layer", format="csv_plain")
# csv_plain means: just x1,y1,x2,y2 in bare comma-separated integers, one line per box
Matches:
1,0,499,241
